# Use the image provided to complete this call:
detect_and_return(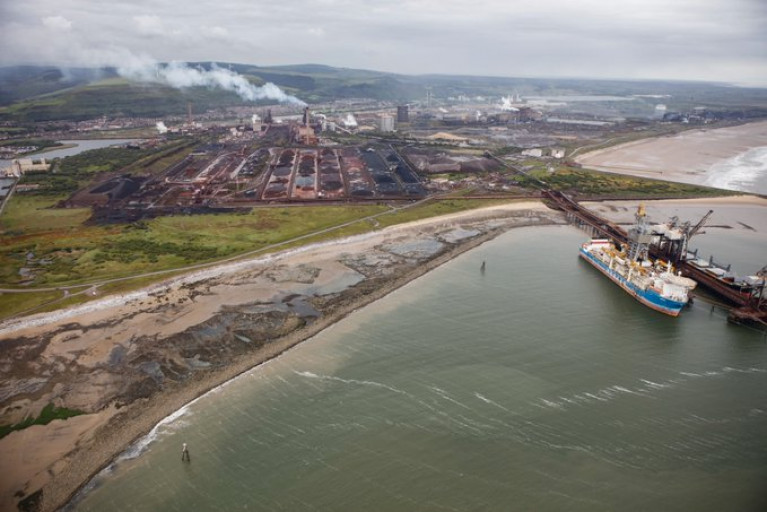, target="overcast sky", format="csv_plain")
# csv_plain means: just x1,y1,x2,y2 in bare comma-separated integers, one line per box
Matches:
1,0,766,86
